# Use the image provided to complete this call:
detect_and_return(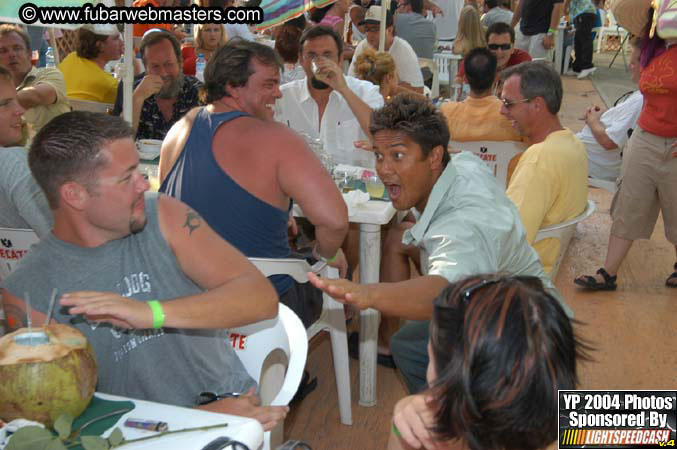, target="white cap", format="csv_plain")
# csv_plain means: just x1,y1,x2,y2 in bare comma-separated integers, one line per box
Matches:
79,24,119,36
